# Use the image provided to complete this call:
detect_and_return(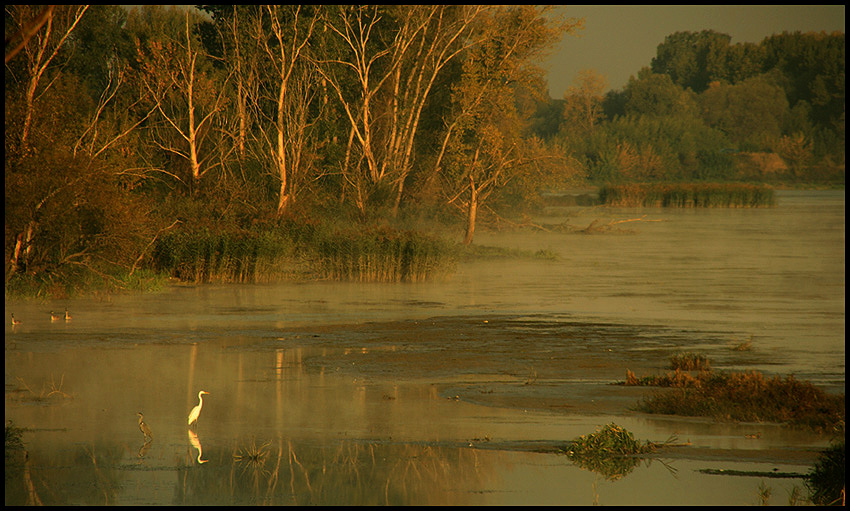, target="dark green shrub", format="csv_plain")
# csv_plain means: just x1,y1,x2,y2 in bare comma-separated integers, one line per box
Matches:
807,441,846,506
